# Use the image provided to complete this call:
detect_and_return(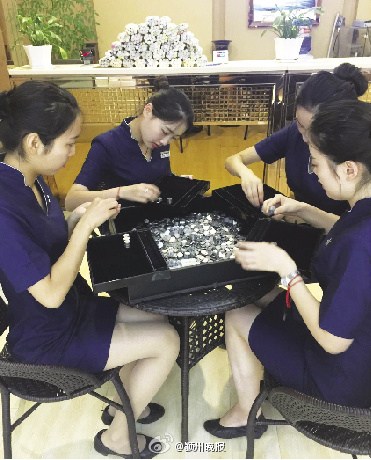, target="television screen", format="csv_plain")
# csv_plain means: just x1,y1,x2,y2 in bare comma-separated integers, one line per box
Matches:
248,0,321,28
